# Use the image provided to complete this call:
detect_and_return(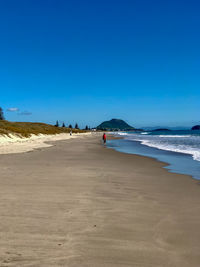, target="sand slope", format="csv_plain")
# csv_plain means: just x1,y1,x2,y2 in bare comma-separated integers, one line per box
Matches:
0,133,90,154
